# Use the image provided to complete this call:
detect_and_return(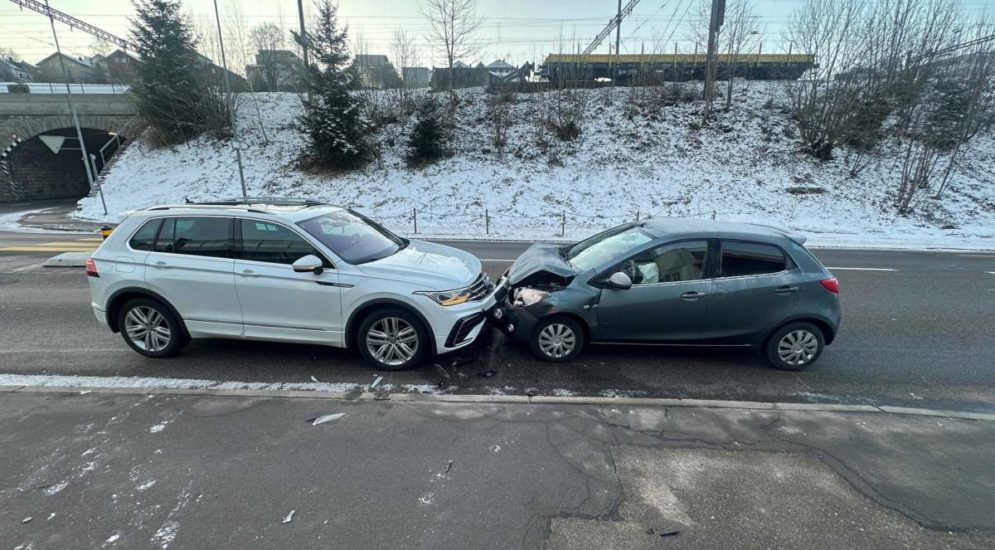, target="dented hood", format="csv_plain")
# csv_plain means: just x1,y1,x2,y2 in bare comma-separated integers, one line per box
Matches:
507,243,577,285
